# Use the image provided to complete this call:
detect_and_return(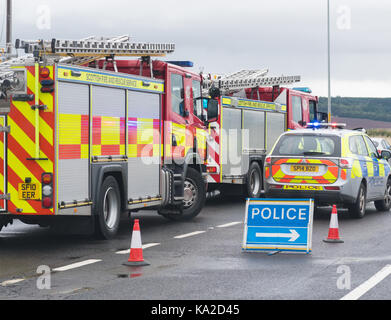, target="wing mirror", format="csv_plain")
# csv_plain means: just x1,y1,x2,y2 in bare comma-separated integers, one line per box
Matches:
381,150,391,161
206,98,218,123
